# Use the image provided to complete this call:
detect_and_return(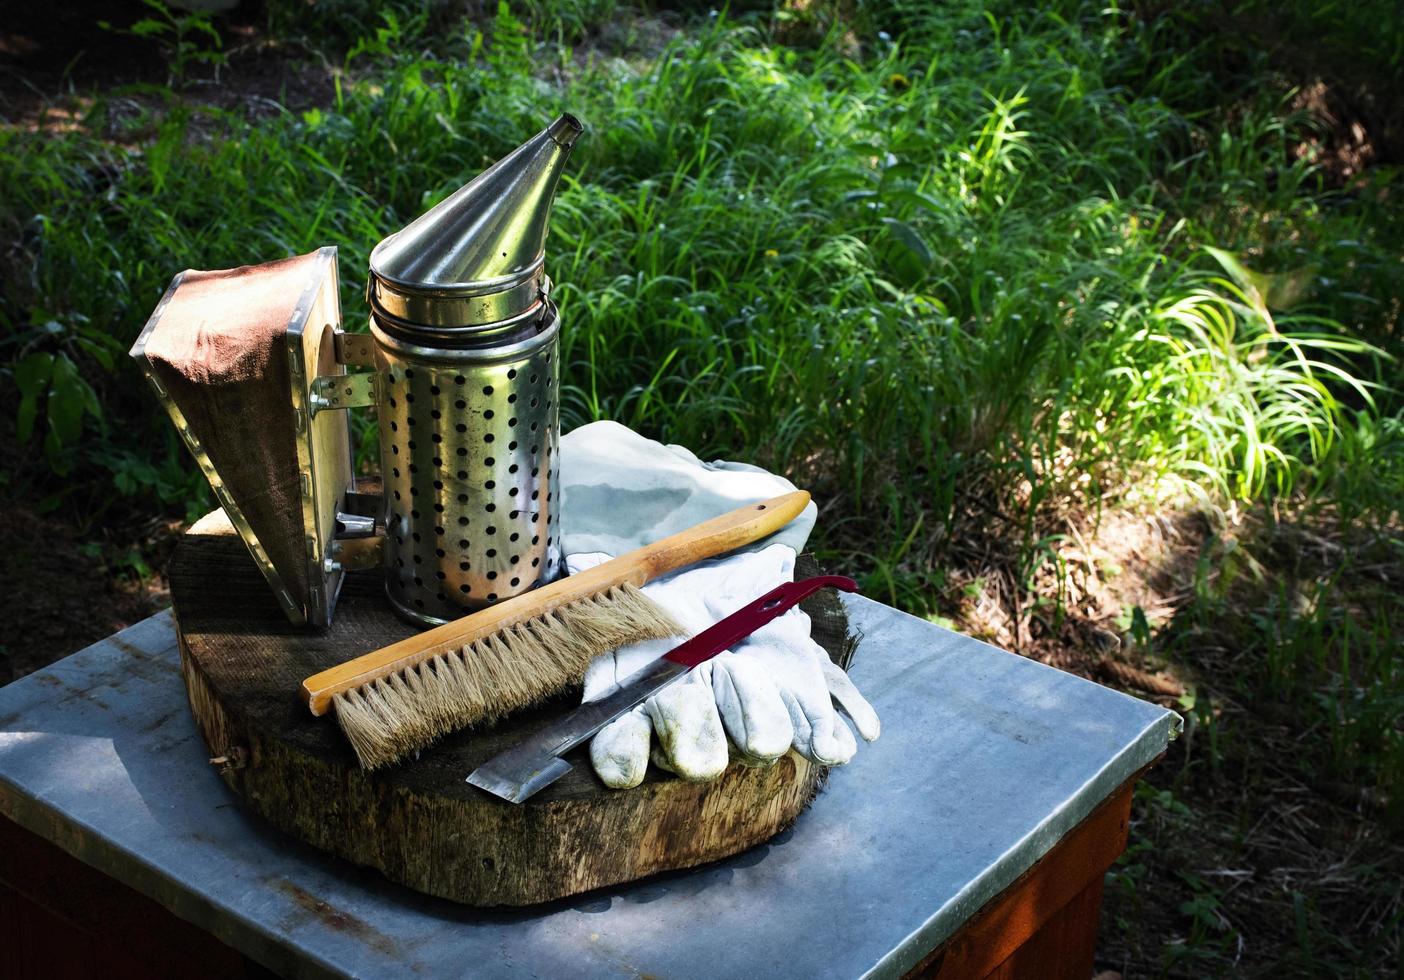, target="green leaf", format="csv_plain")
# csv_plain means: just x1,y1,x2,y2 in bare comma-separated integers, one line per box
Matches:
15,352,53,443
15,351,53,396
46,353,86,446
882,217,934,267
